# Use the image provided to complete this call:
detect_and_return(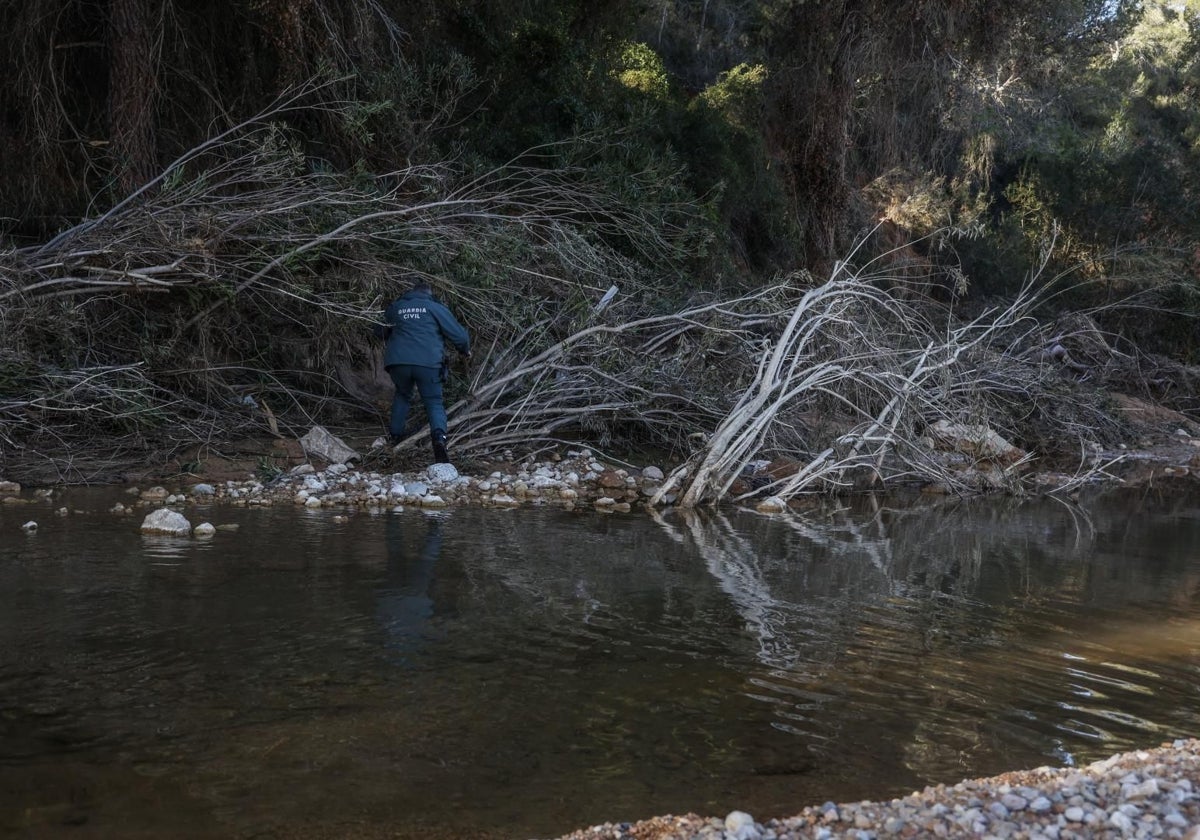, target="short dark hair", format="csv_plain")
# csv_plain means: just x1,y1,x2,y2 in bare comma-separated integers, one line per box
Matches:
411,279,432,294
